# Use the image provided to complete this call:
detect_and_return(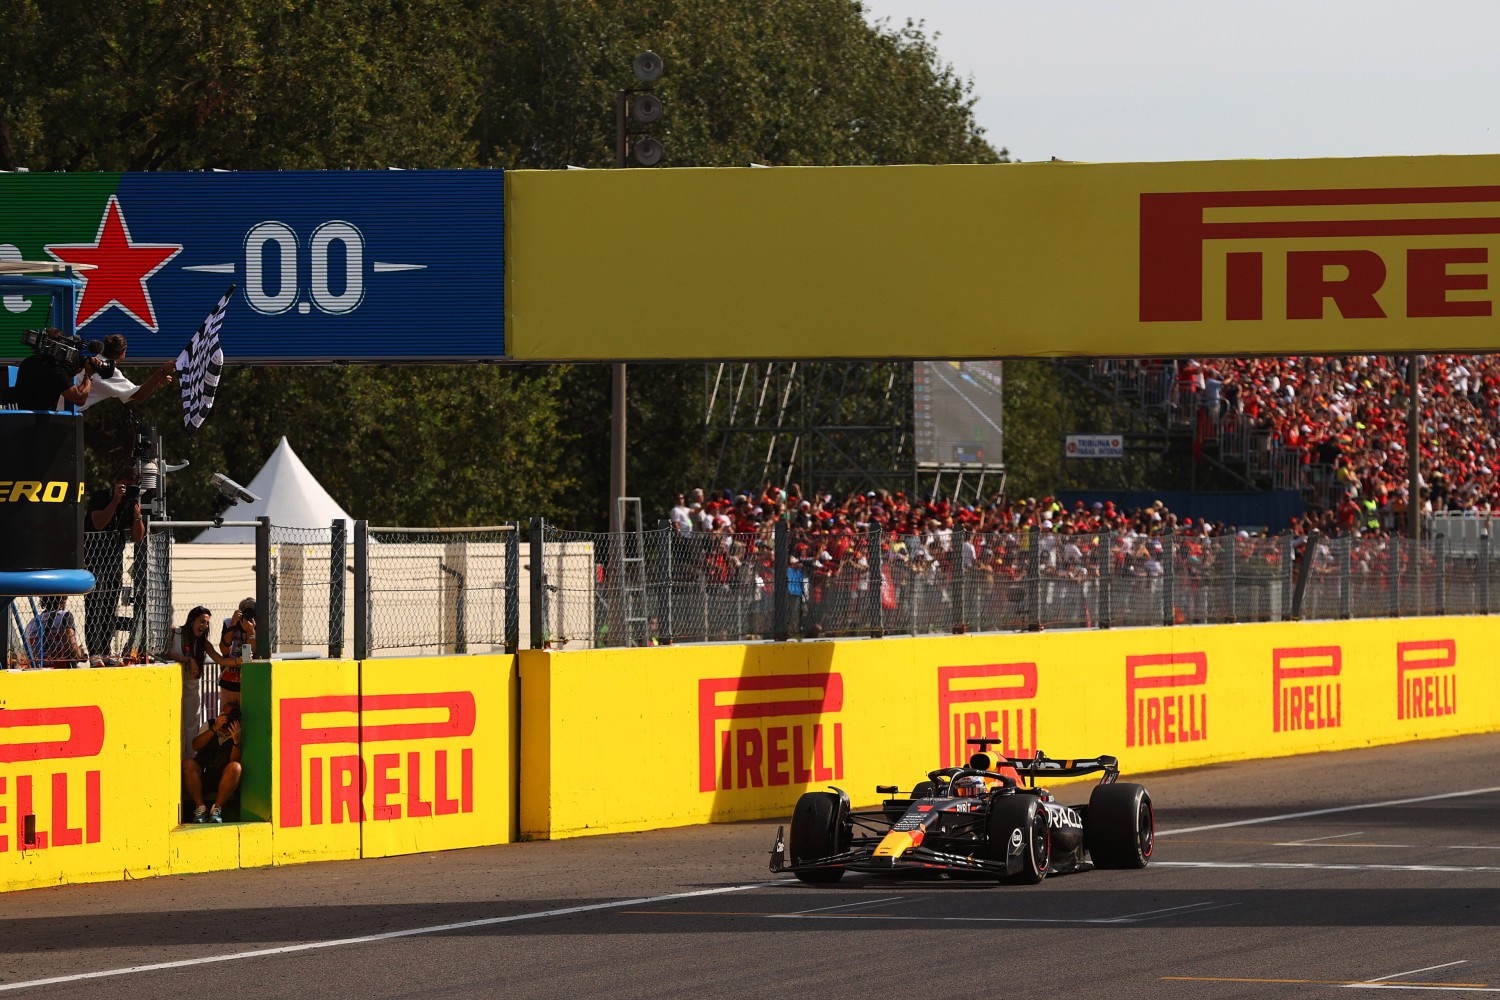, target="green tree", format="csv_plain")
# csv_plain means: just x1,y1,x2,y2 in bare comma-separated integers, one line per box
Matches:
7,1,1008,527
